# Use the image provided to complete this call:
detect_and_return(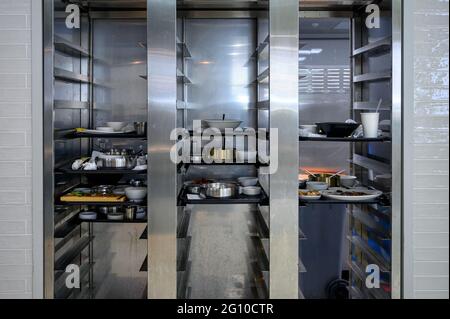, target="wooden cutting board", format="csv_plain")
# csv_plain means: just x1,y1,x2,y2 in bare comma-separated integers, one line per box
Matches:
60,194,127,203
